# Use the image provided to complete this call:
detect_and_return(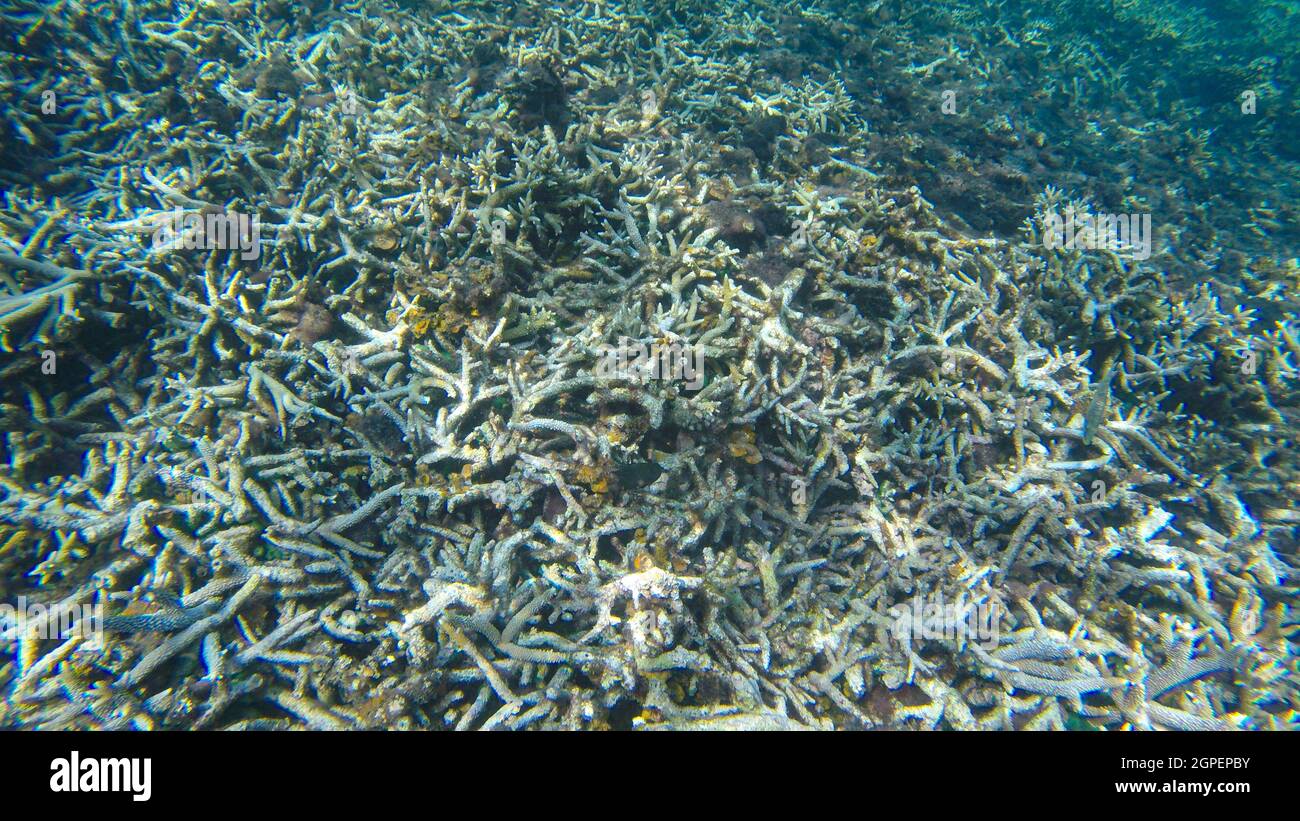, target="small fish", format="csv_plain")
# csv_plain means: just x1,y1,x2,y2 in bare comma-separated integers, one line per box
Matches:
103,596,215,634
1081,356,1115,446
615,461,663,488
